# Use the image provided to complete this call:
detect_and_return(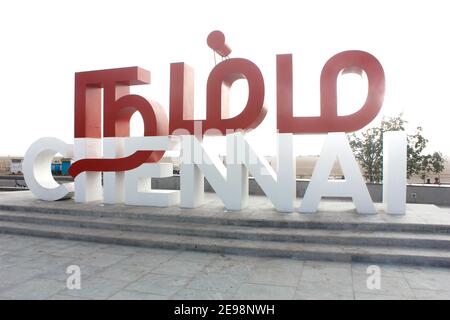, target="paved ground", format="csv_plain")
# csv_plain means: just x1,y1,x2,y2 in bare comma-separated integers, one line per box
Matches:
0,234,449,300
